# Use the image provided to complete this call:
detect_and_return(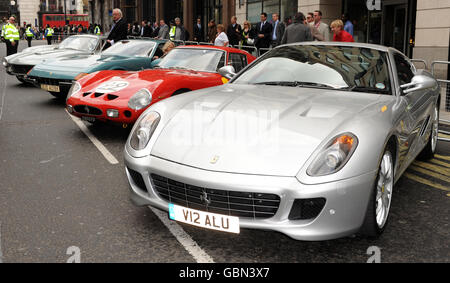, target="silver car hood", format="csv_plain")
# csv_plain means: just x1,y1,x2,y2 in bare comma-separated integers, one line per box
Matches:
151,84,382,176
